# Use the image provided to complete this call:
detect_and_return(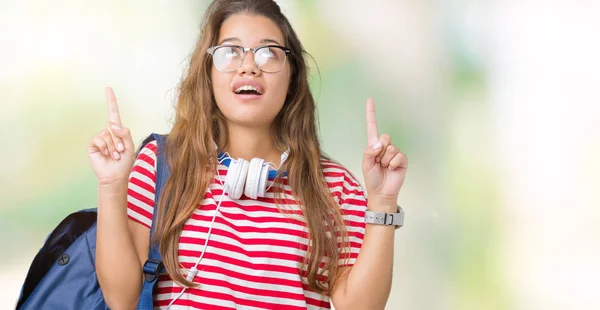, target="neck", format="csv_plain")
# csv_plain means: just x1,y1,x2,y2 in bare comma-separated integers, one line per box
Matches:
219,123,283,166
